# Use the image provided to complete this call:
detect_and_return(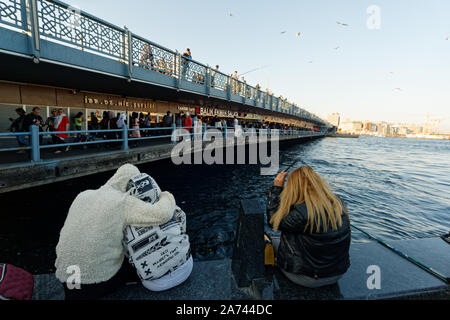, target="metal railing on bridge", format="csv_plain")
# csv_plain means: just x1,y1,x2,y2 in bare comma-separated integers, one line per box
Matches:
0,0,325,125
0,125,326,163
